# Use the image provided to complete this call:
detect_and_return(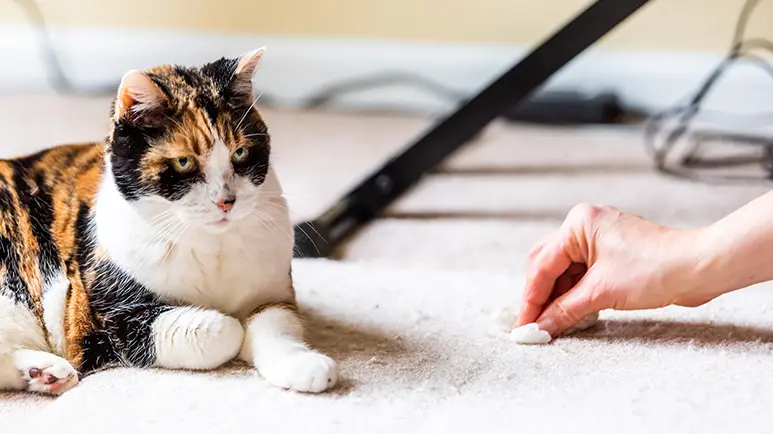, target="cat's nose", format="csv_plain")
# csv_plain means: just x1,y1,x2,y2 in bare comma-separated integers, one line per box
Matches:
216,197,236,213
